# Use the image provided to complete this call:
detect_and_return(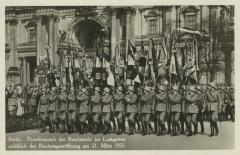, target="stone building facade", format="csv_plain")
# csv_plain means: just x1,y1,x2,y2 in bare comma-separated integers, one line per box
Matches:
5,6,234,86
